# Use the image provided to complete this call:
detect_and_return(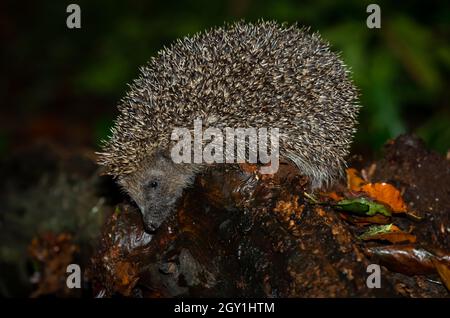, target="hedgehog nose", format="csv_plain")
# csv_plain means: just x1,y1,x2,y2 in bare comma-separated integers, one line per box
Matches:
143,220,158,233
